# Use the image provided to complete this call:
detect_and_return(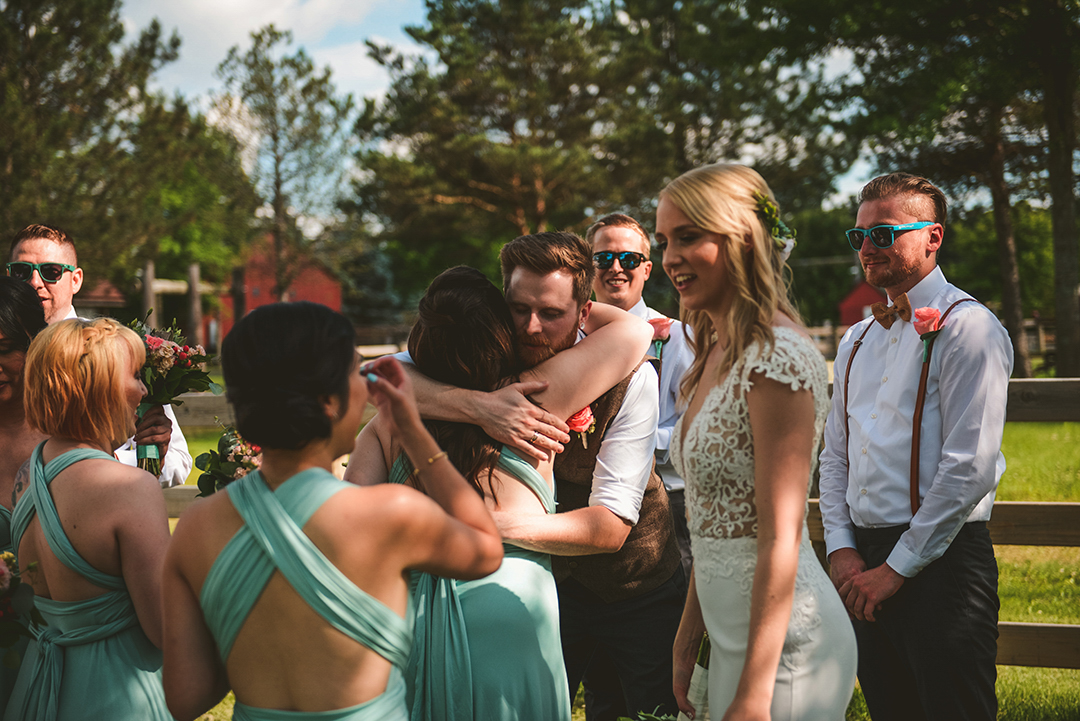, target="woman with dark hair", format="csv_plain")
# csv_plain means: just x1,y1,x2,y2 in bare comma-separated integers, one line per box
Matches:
0,276,48,706
161,301,503,721
346,267,653,721
6,317,171,721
